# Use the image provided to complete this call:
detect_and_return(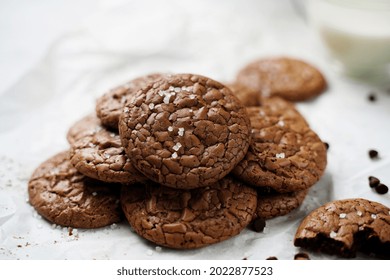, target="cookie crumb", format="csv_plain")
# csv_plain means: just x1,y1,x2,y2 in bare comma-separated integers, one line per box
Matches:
375,183,388,194
252,218,266,233
68,227,73,236
146,249,153,256
368,149,379,160
266,256,278,260
110,223,118,230
368,176,380,188
294,252,310,260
